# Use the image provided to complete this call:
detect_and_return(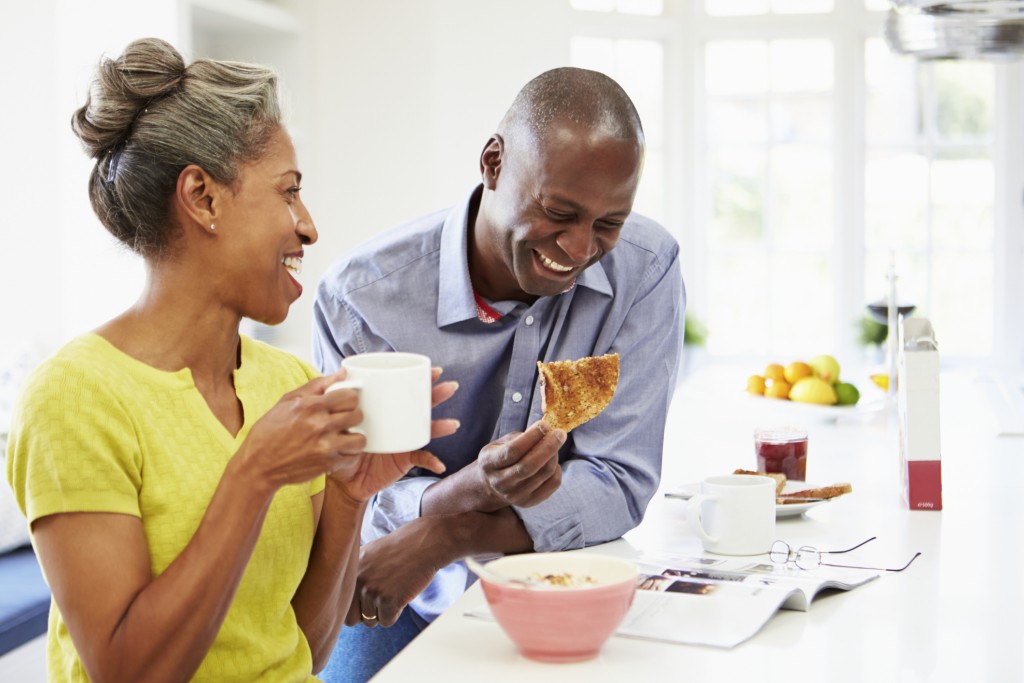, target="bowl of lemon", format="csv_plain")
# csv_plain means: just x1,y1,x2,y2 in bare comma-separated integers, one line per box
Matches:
745,355,880,420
